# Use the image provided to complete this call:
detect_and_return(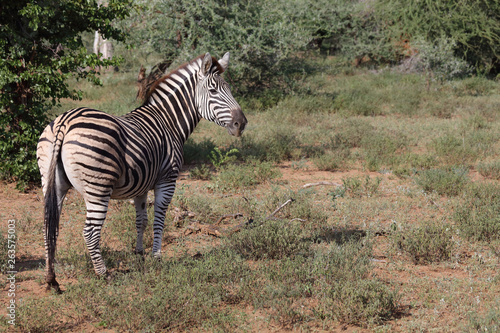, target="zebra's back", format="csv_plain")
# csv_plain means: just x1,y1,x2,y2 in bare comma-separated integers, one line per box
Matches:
37,107,180,201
